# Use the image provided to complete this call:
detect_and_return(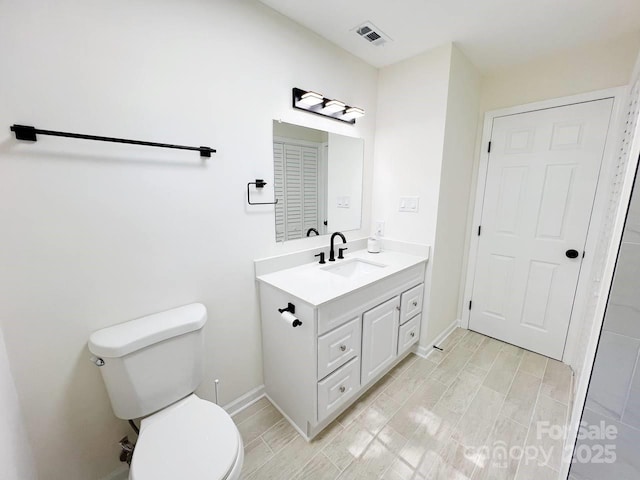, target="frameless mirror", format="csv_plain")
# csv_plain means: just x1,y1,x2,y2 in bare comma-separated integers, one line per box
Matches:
273,121,364,242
